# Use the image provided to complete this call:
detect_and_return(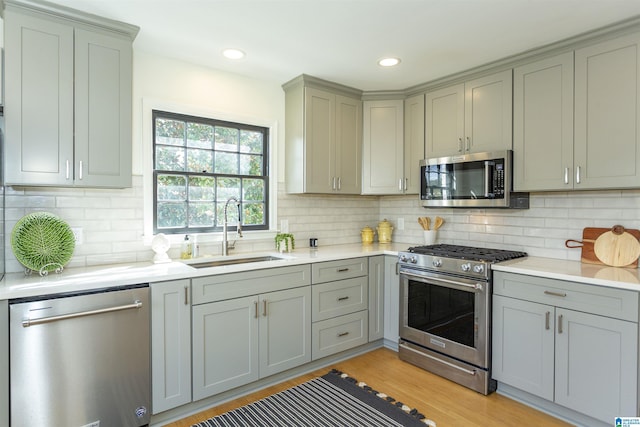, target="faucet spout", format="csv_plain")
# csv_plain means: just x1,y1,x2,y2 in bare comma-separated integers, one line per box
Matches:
222,197,242,256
